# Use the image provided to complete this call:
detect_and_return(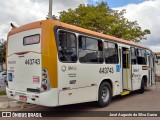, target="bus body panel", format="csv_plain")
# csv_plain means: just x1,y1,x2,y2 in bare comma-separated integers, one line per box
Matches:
58,63,97,105
7,53,42,91
7,28,42,92
131,50,150,90
8,29,41,56
156,63,160,75
58,62,121,105
6,87,58,107
7,24,59,106
41,21,58,88
59,86,97,106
